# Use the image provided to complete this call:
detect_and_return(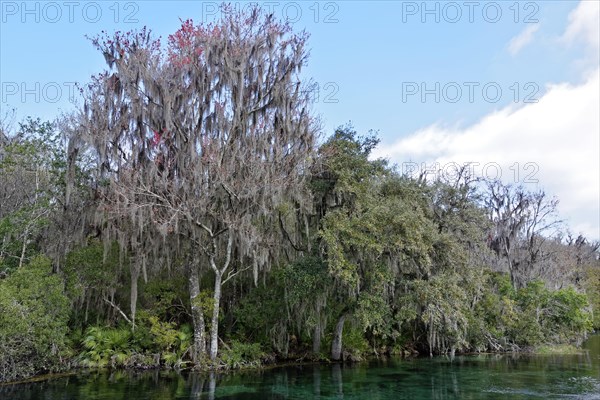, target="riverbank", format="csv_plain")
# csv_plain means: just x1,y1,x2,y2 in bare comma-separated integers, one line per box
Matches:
2,336,599,399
